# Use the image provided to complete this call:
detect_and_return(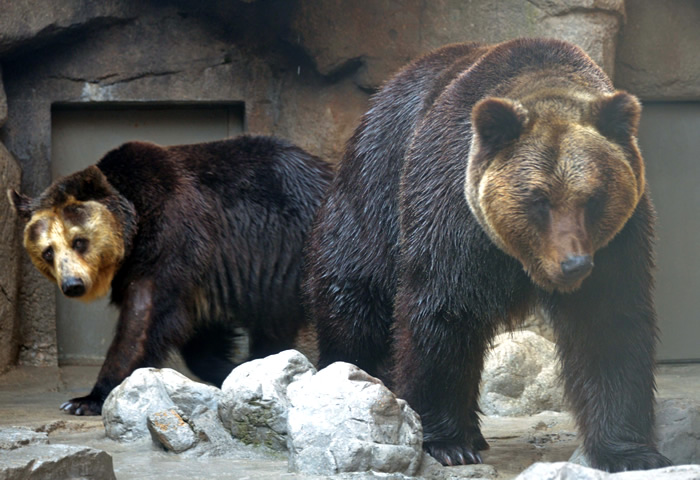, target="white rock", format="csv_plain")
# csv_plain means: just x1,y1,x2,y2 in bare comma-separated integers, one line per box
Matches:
480,331,564,416
102,368,221,442
656,397,700,465
0,444,115,480
516,462,700,480
286,362,423,476
218,349,316,450
185,405,240,457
